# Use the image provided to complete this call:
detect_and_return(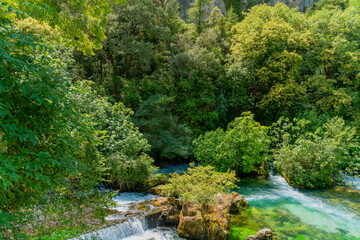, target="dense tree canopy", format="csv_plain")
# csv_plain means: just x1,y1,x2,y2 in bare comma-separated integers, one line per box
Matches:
2,0,360,238
6,0,126,54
